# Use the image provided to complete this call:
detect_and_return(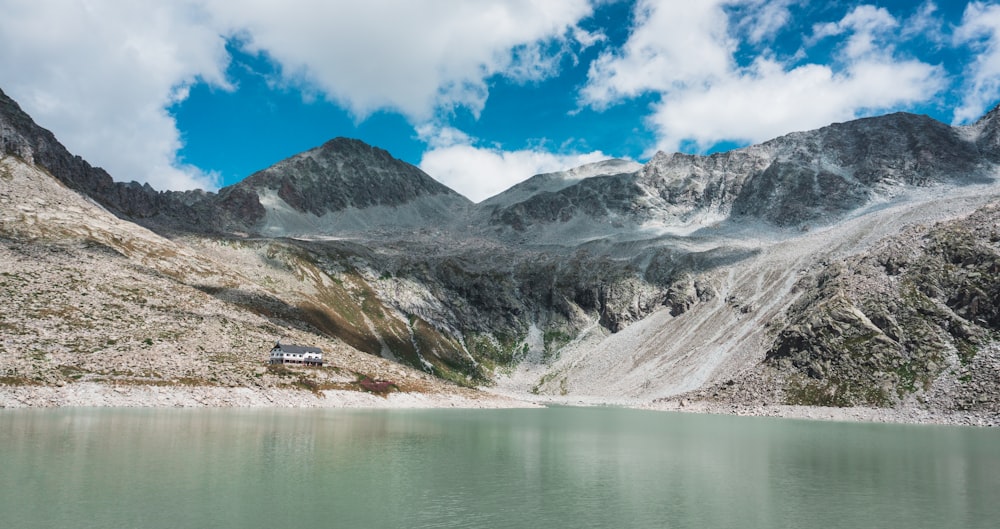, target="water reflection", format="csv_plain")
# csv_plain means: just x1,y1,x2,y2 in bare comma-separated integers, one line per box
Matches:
1,408,998,529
